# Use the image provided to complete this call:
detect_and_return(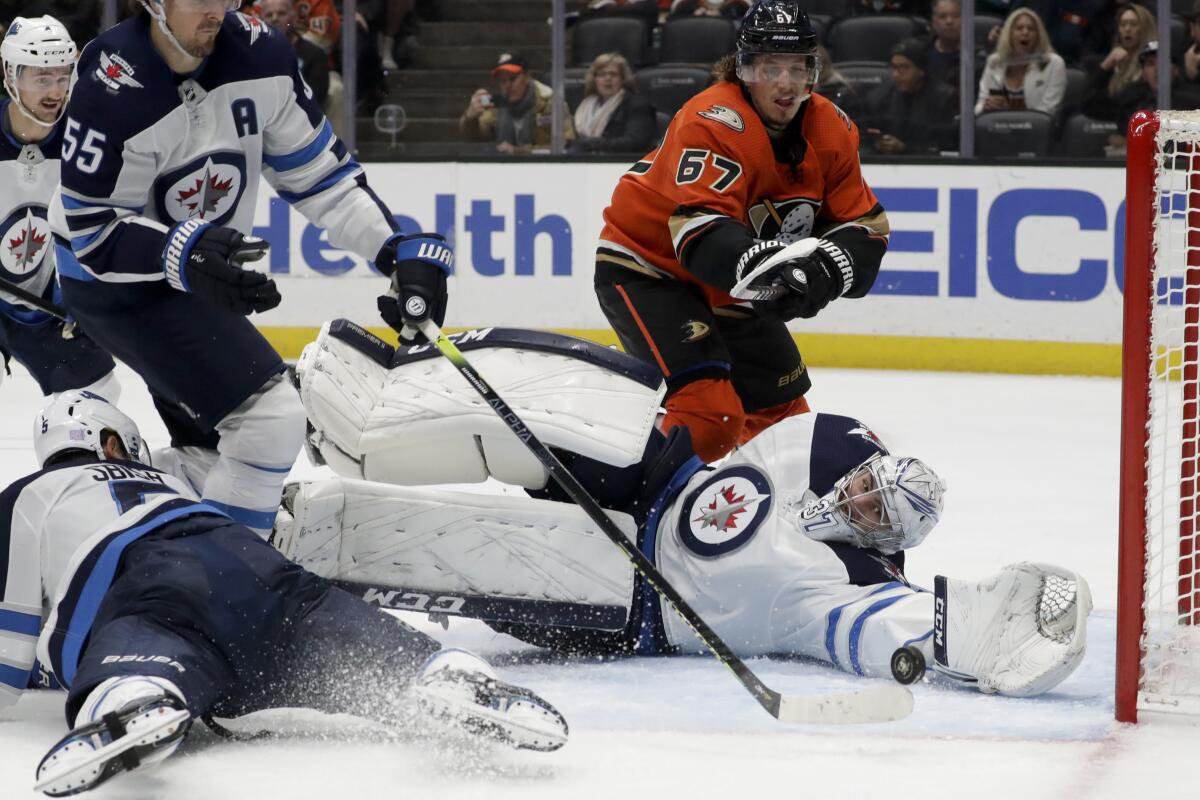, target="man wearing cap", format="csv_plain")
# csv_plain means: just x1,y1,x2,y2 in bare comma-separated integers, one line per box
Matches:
461,52,575,153
863,37,958,155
